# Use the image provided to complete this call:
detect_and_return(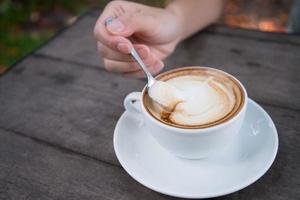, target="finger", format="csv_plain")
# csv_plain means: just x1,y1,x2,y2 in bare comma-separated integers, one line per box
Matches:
103,3,158,38
103,53,156,73
124,45,164,77
94,22,132,54
124,58,164,78
97,42,154,62
94,6,132,54
103,47,161,73
97,42,133,62
133,44,163,68
103,59,140,73
94,1,156,54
